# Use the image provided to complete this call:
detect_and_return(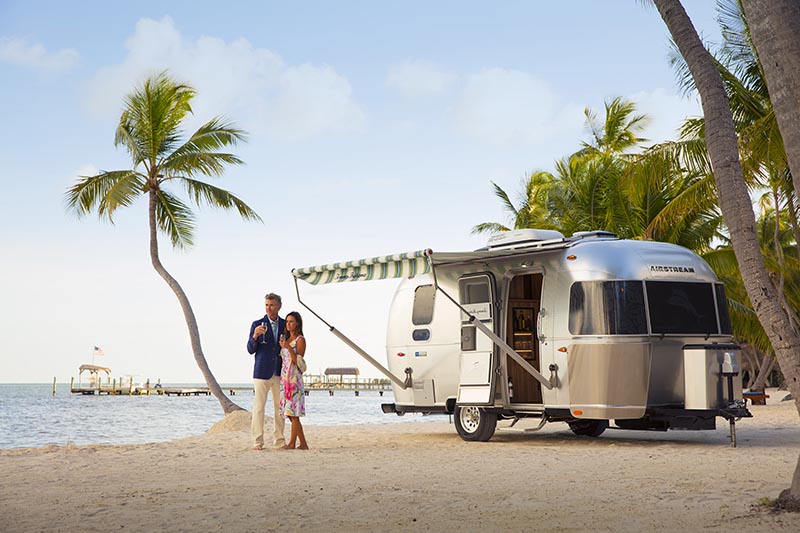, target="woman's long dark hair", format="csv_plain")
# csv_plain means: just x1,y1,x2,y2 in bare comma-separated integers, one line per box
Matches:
286,311,304,338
